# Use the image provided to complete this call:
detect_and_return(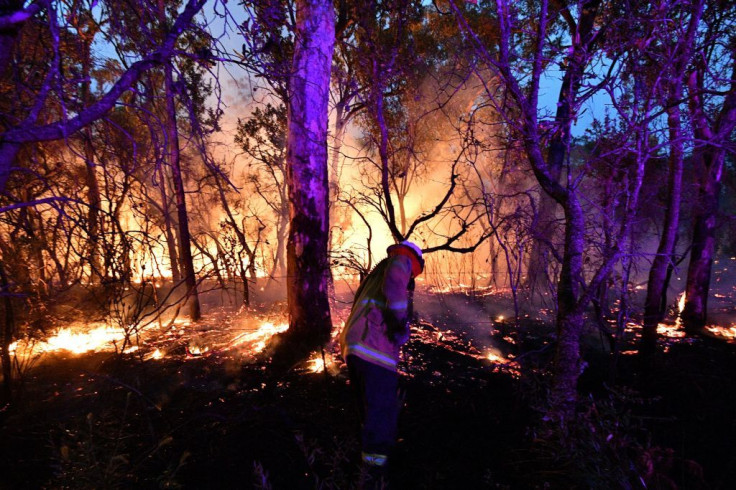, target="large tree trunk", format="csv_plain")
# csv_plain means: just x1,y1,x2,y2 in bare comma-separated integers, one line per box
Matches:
640,102,685,355
280,0,335,363
165,64,200,320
